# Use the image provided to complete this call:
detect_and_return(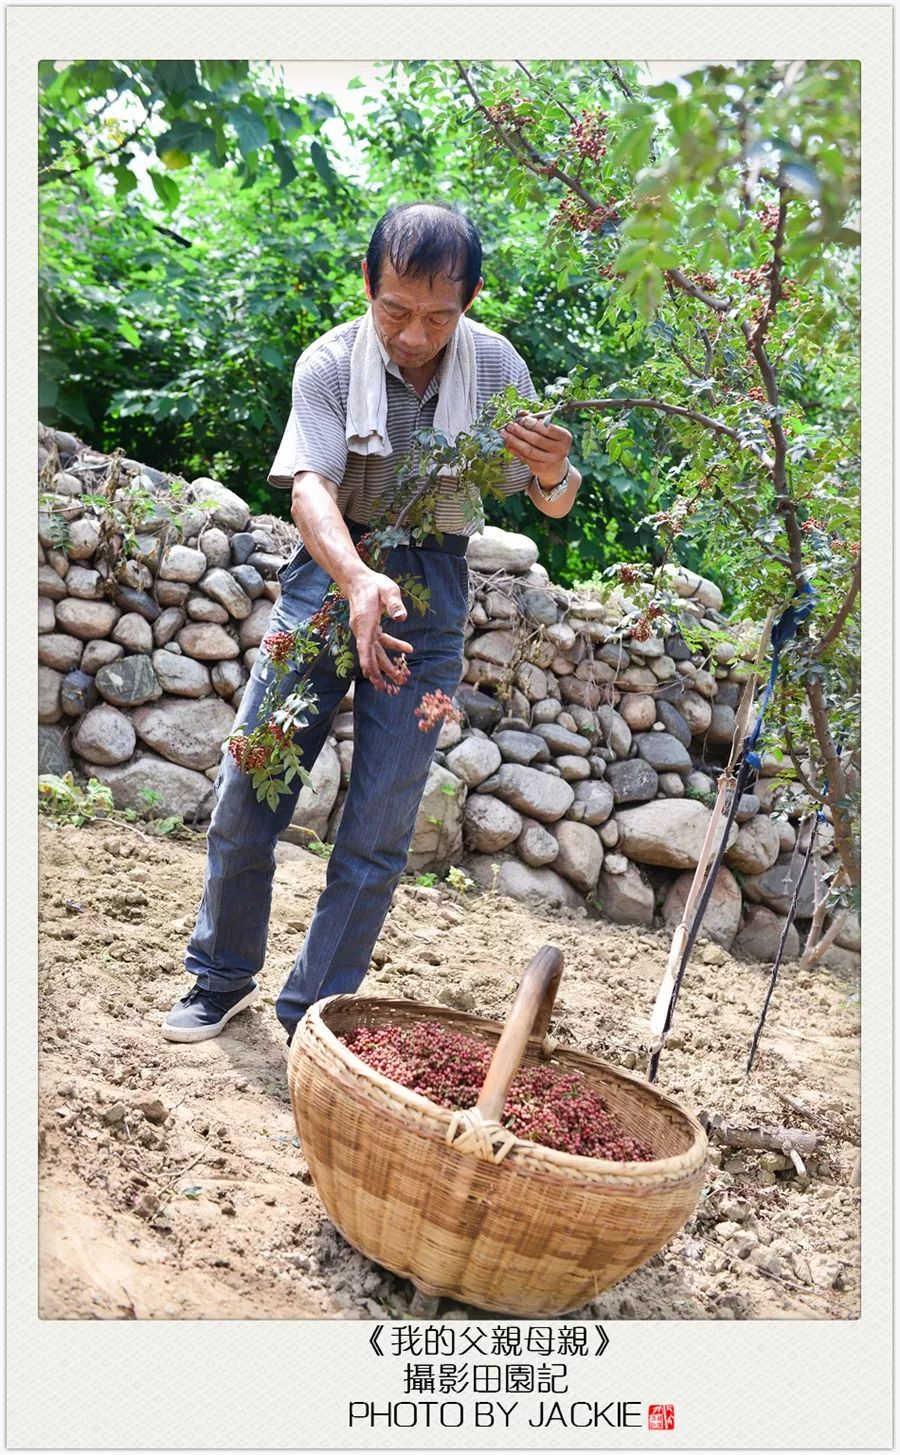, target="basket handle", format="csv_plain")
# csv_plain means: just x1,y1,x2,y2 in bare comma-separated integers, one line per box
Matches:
475,945,563,1123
